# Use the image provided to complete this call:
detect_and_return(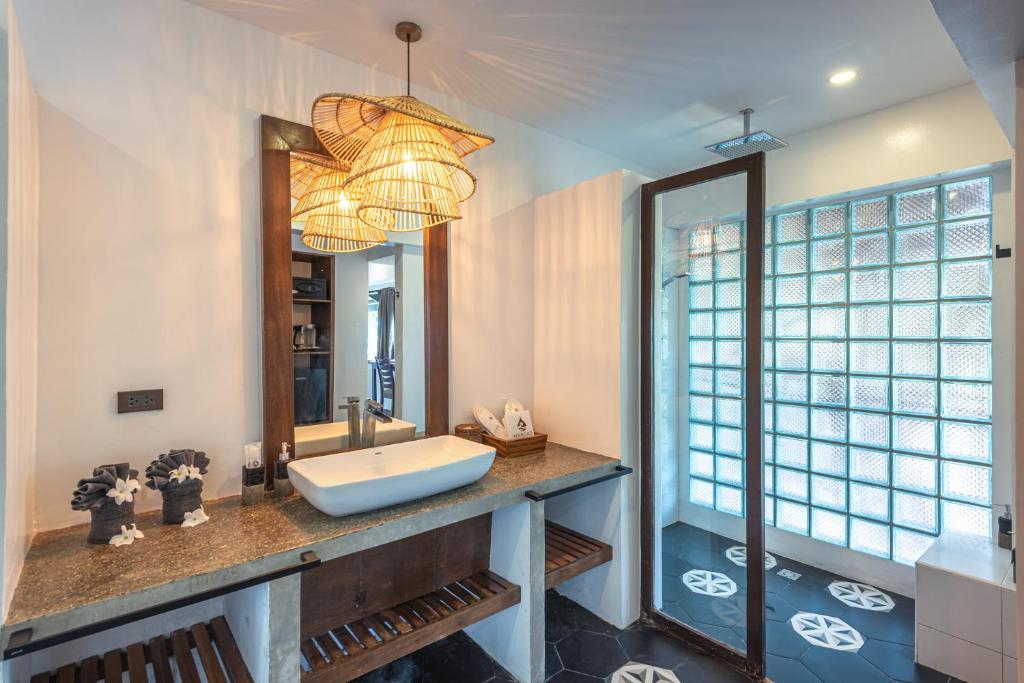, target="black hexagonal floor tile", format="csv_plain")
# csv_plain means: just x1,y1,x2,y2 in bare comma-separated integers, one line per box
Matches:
766,591,799,622
546,641,563,679
661,552,688,576
673,650,750,682
767,653,822,683
859,639,949,682
555,630,628,678
546,670,603,683
661,574,689,603
837,604,914,646
766,616,811,659
675,590,745,628
800,646,890,683
616,625,692,670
